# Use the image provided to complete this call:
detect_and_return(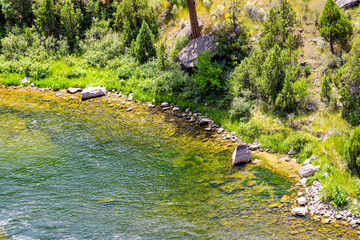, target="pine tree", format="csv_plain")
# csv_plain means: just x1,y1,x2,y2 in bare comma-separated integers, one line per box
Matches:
321,73,332,101
157,42,167,70
275,70,296,112
134,20,156,63
114,0,158,46
320,0,353,53
60,0,82,49
34,0,57,37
